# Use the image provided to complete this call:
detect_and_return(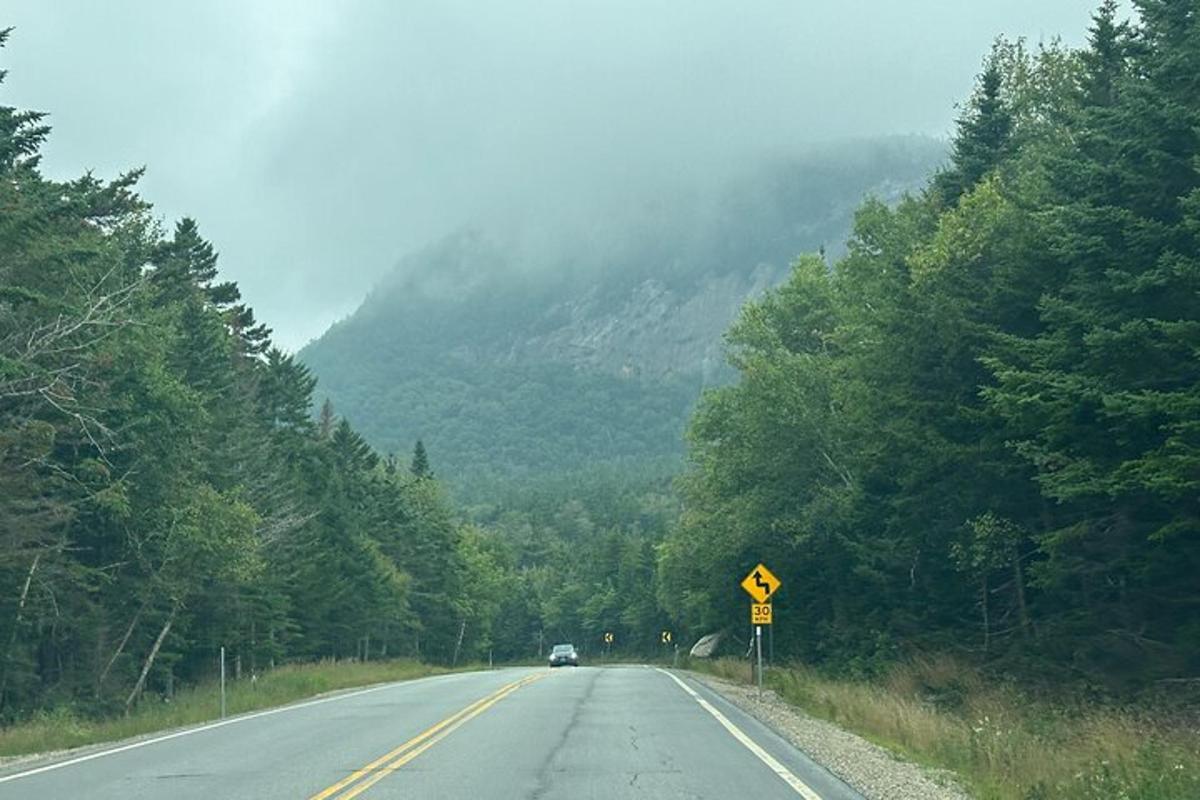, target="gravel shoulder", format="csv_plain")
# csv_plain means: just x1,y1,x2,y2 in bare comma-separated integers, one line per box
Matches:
690,672,973,800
